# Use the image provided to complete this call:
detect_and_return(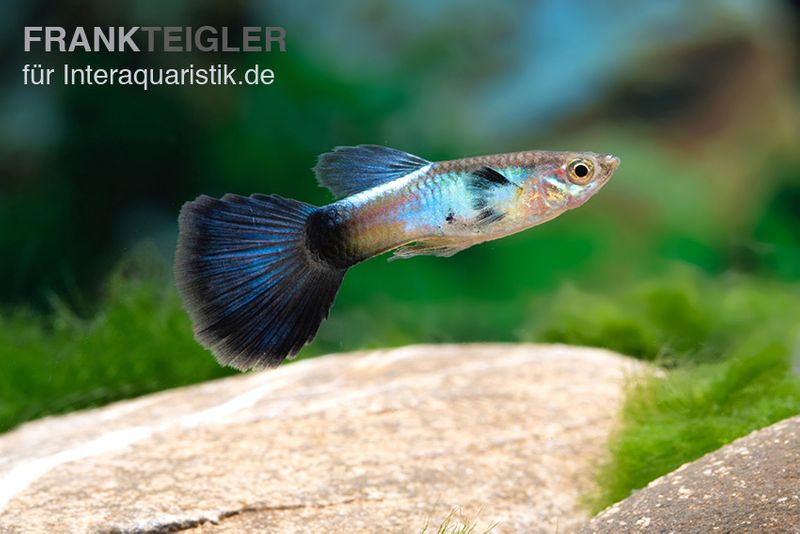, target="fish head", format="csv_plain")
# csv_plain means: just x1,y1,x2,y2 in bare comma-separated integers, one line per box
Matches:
524,151,620,211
